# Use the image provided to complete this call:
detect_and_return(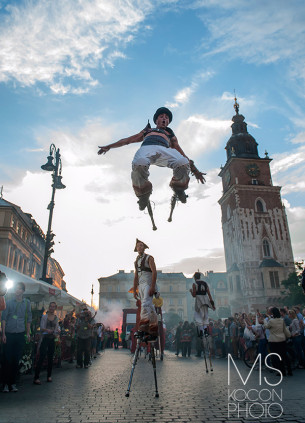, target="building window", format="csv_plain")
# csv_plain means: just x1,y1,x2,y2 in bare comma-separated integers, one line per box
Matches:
229,277,233,291
178,299,182,306
169,286,173,293
178,310,183,318
10,215,16,228
217,298,222,306
116,285,120,292
169,298,173,305
255,198,266,212
269,271,280,289
13,252,18,269
236,275,241,291
107,286,112,292
227,205,231,220
263,239,271,257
